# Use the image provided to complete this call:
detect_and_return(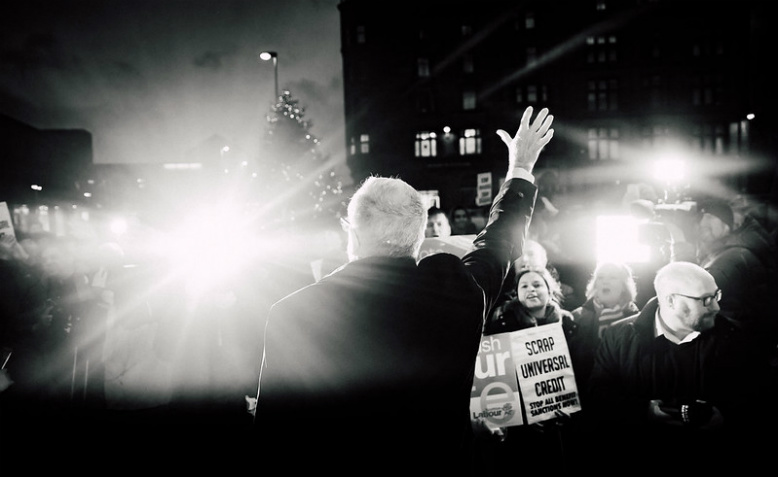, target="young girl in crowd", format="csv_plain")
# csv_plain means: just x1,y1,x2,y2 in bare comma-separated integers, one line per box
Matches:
485,266,573,334
476,267,578,473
